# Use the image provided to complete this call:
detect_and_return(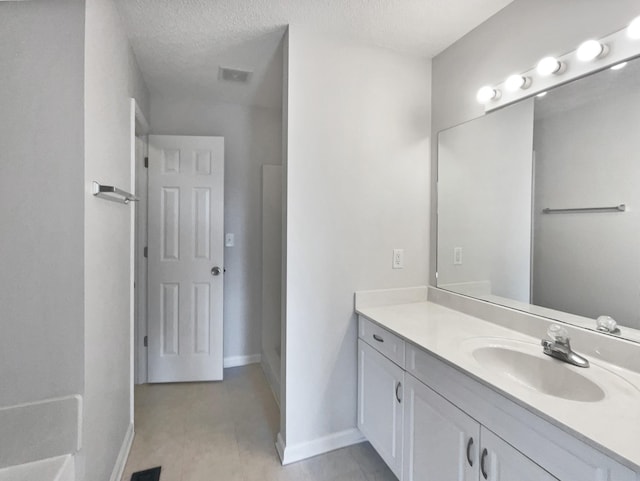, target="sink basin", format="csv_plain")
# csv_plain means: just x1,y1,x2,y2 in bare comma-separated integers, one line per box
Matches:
470,343,605,402
460,337,640,404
